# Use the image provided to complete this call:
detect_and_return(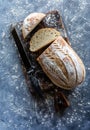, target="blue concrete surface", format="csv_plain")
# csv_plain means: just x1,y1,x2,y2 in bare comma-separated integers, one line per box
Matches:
0,0,90,130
